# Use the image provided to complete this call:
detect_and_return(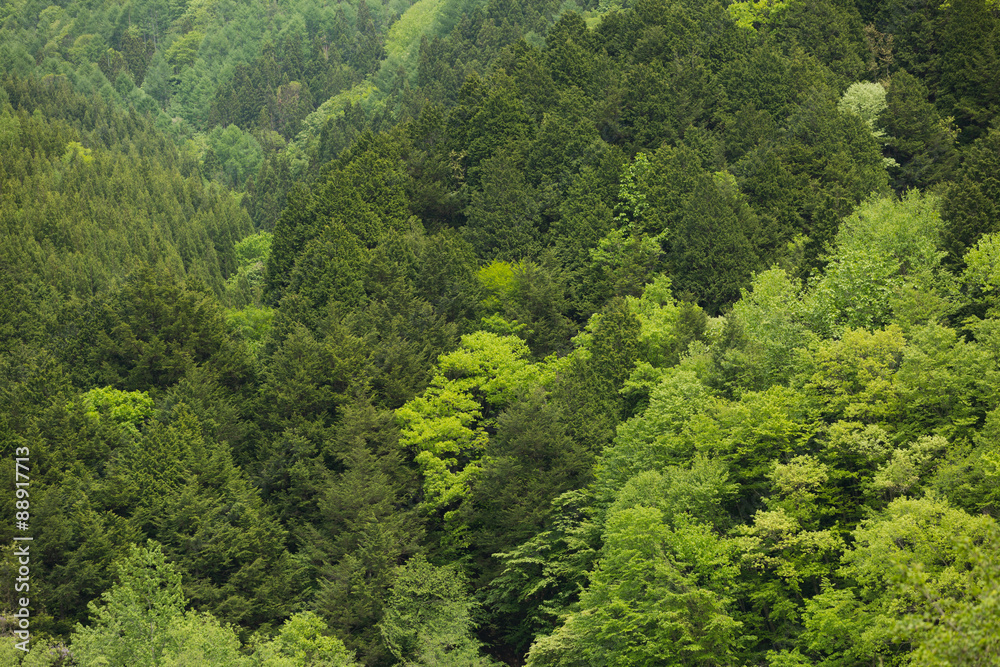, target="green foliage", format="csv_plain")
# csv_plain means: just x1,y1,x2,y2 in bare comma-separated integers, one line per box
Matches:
477,261,518,313
96,408,296,630
254,612,359,667
397,331,544,521
309,399,423,665
883,70,959,190
383,0,449,70
739,89,890,264
225,306,274,359
486,489,602,652
554,298,642,456
802,192,952,336
73,387,155,440
963,233,1000,298
4,0,1000,663
626,275,707,372
67,268,255,392
896,520,1000,666
204,125,263,190
286,223,367,311
378,556,496,666
594,368,715,500
934,0,1000,140
527,507,743,667
666,170,764,314
942,129,1000,265
0,76,251,301
477,259,575,358
804,325,906,423
798,495,999,665
929,406,1000,516
894,323,999,441
463,389,592,577
838,82,889,152
609,457,737,531
728,0,795,32
551,167,618,314
70,542,187,667
464,152,542,261
714,268,816,392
